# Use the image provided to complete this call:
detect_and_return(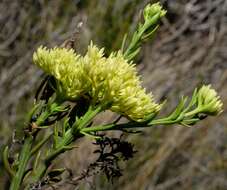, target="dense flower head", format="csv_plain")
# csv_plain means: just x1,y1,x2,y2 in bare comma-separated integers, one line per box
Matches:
197,85,223,115
33,43,161,121
33,46,88,100
83,44,161,121
143,2,166,21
